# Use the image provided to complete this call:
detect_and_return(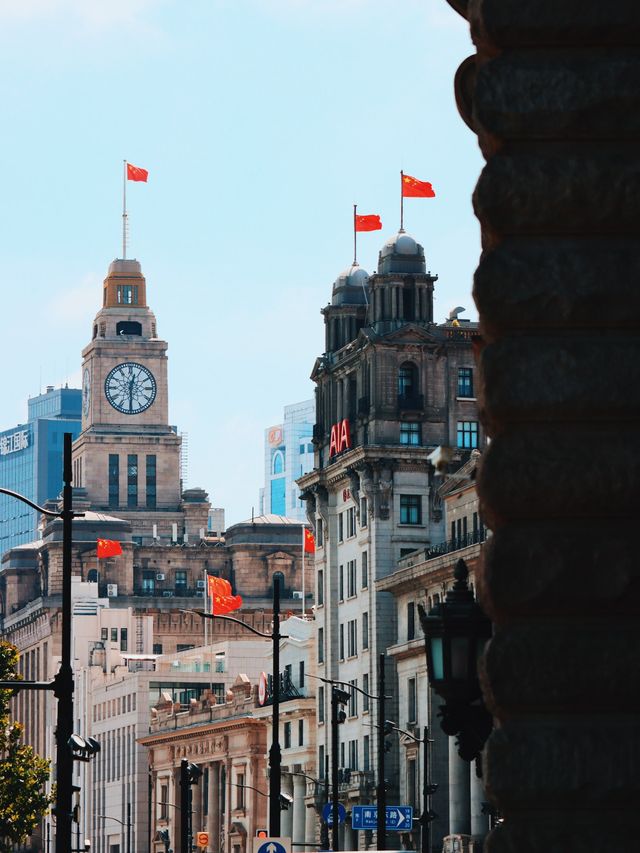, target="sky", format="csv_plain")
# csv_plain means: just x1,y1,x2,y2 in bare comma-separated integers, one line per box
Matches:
0,0,482,526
